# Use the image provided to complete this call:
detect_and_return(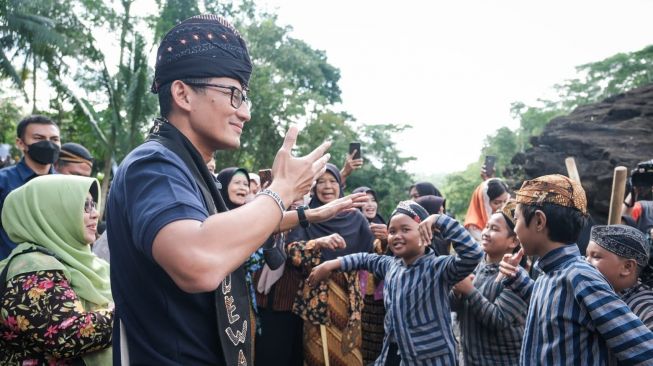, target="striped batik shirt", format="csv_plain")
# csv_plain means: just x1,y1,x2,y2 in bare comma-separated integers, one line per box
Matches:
622,282,653,331
340,214,483,366
505,245,653,366
453,257,527,366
